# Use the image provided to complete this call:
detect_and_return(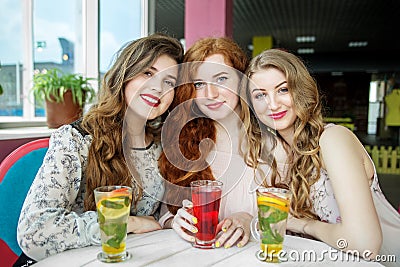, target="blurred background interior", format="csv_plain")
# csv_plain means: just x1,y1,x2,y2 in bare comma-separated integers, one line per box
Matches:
0,0,399,209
